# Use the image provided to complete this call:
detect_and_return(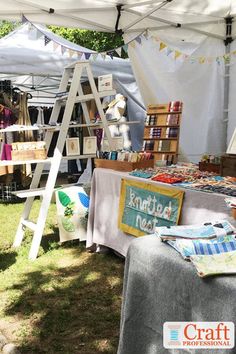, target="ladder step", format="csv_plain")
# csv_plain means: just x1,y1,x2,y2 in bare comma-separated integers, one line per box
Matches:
56,90,116,104
0,158,52,167
12,187,46,198
22,219,37,231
